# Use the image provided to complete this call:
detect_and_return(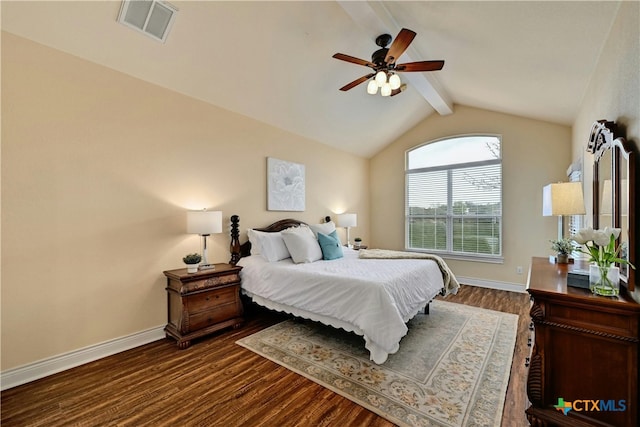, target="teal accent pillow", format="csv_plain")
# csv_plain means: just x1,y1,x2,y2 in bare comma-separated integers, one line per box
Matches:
317,230,344,260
